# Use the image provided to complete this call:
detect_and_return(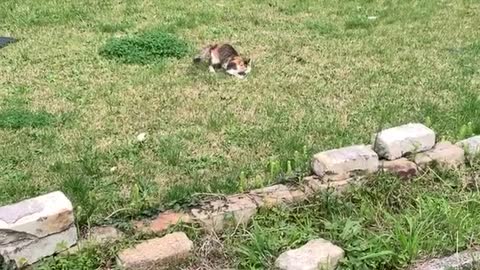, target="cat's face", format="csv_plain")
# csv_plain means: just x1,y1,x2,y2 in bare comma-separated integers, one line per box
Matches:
227,56,252,78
